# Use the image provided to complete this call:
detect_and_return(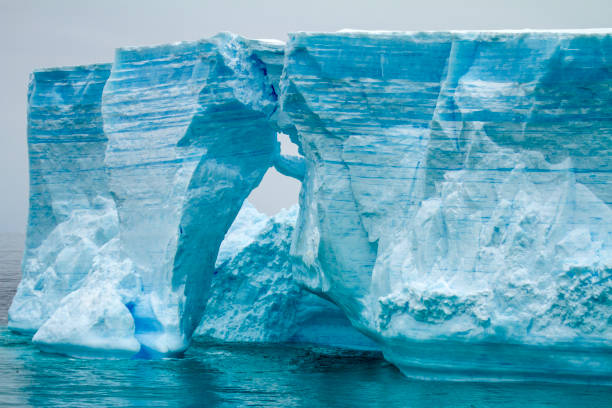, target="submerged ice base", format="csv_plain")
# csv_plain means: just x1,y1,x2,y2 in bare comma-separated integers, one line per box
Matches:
9,30,612,381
